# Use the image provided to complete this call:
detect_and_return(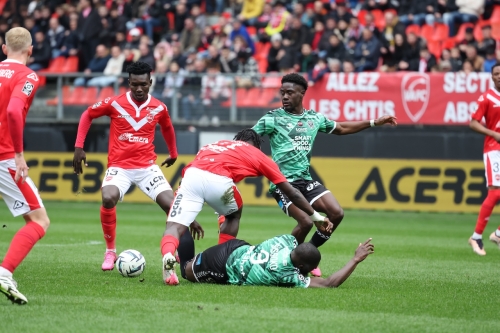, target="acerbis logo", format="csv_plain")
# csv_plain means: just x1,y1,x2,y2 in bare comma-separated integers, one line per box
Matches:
13,200,24,210
401,73,430,123
118,133,149,143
